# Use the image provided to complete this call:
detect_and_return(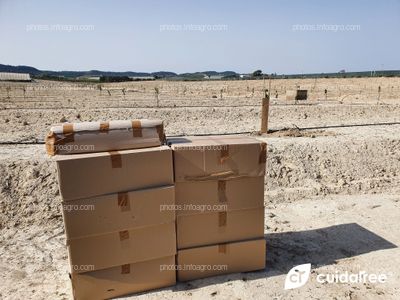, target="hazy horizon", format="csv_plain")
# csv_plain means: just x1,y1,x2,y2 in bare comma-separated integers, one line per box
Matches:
1,0,399,74
2,62,399,75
